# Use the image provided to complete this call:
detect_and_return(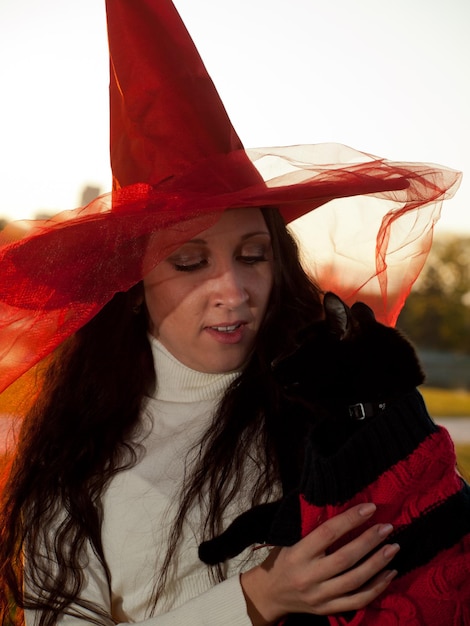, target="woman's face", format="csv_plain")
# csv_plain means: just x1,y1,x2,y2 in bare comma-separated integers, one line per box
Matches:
144,208,274,373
